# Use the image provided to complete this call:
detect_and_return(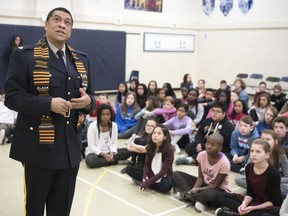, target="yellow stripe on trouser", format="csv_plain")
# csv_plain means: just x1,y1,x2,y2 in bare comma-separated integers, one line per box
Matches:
23,164,27,216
